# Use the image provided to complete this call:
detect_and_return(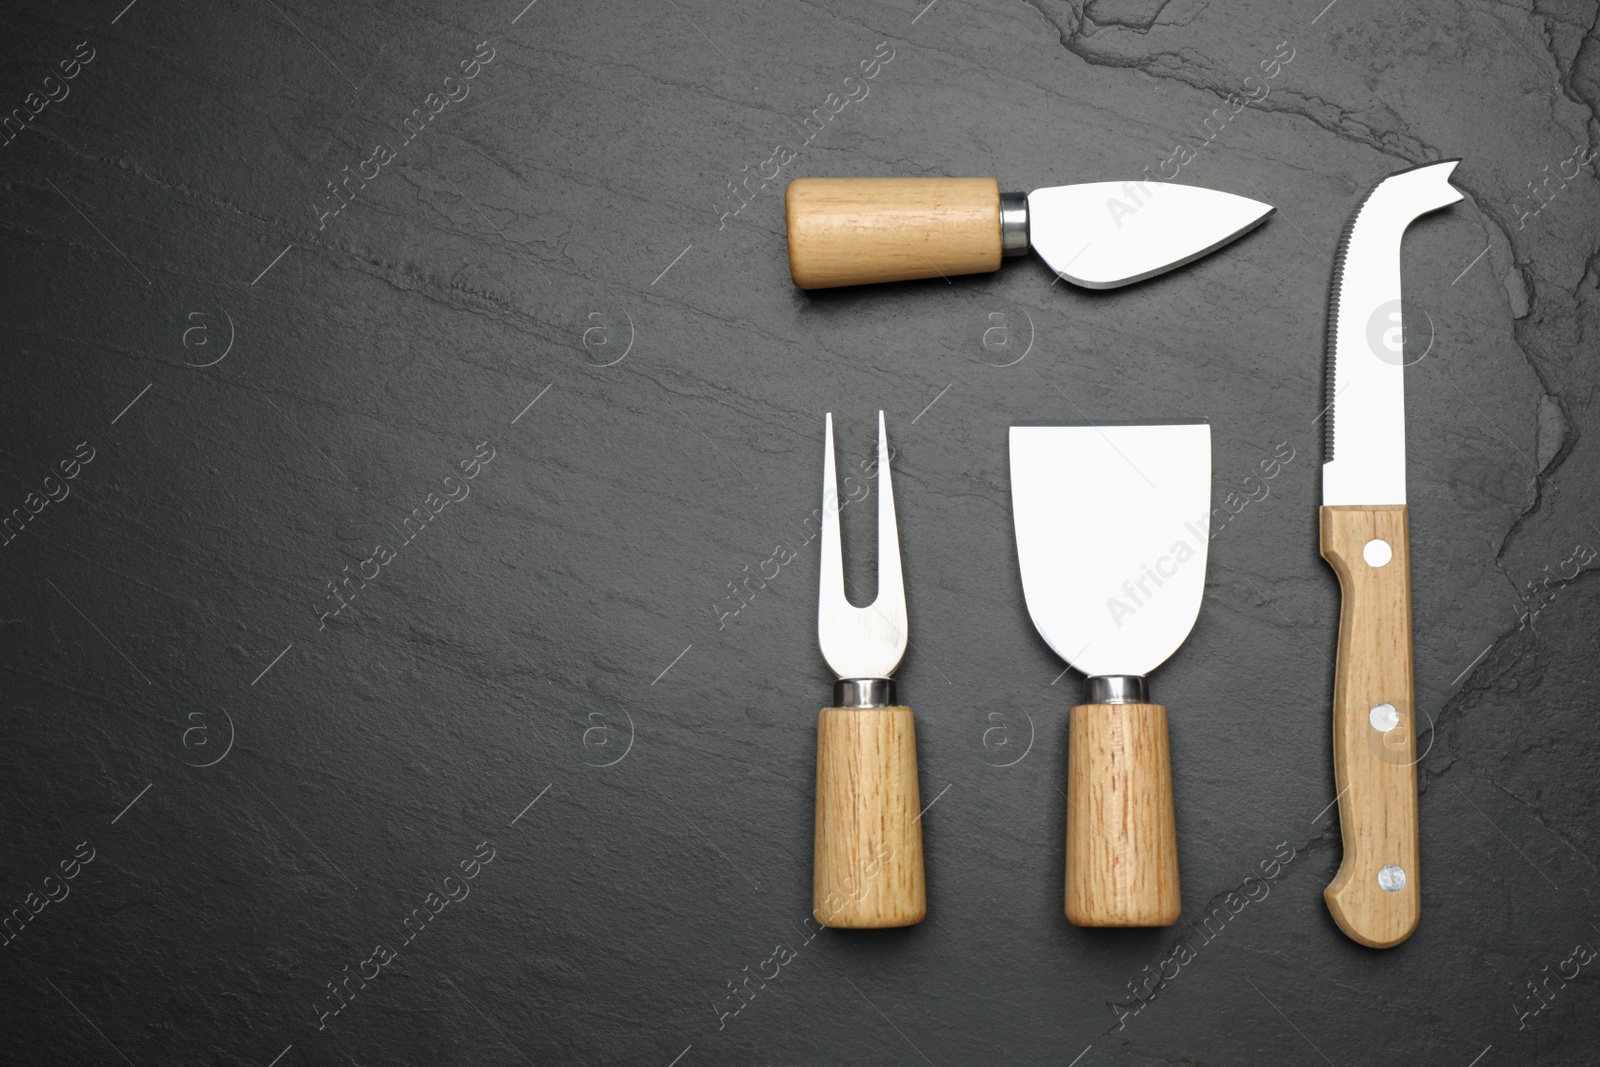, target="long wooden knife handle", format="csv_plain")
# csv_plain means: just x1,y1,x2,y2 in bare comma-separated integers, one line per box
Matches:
1065,702,1181,926
813,705,926,928
1319,504,1420,948
786,177,1003,289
